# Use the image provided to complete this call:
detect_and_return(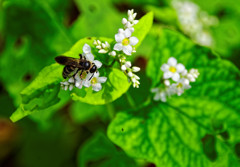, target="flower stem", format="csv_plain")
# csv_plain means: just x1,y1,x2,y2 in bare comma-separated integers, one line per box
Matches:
125,92,136,109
